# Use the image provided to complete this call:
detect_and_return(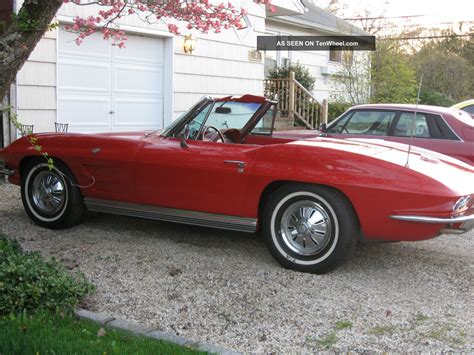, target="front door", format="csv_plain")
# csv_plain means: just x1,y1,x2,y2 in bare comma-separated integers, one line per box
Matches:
134,137,259,216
